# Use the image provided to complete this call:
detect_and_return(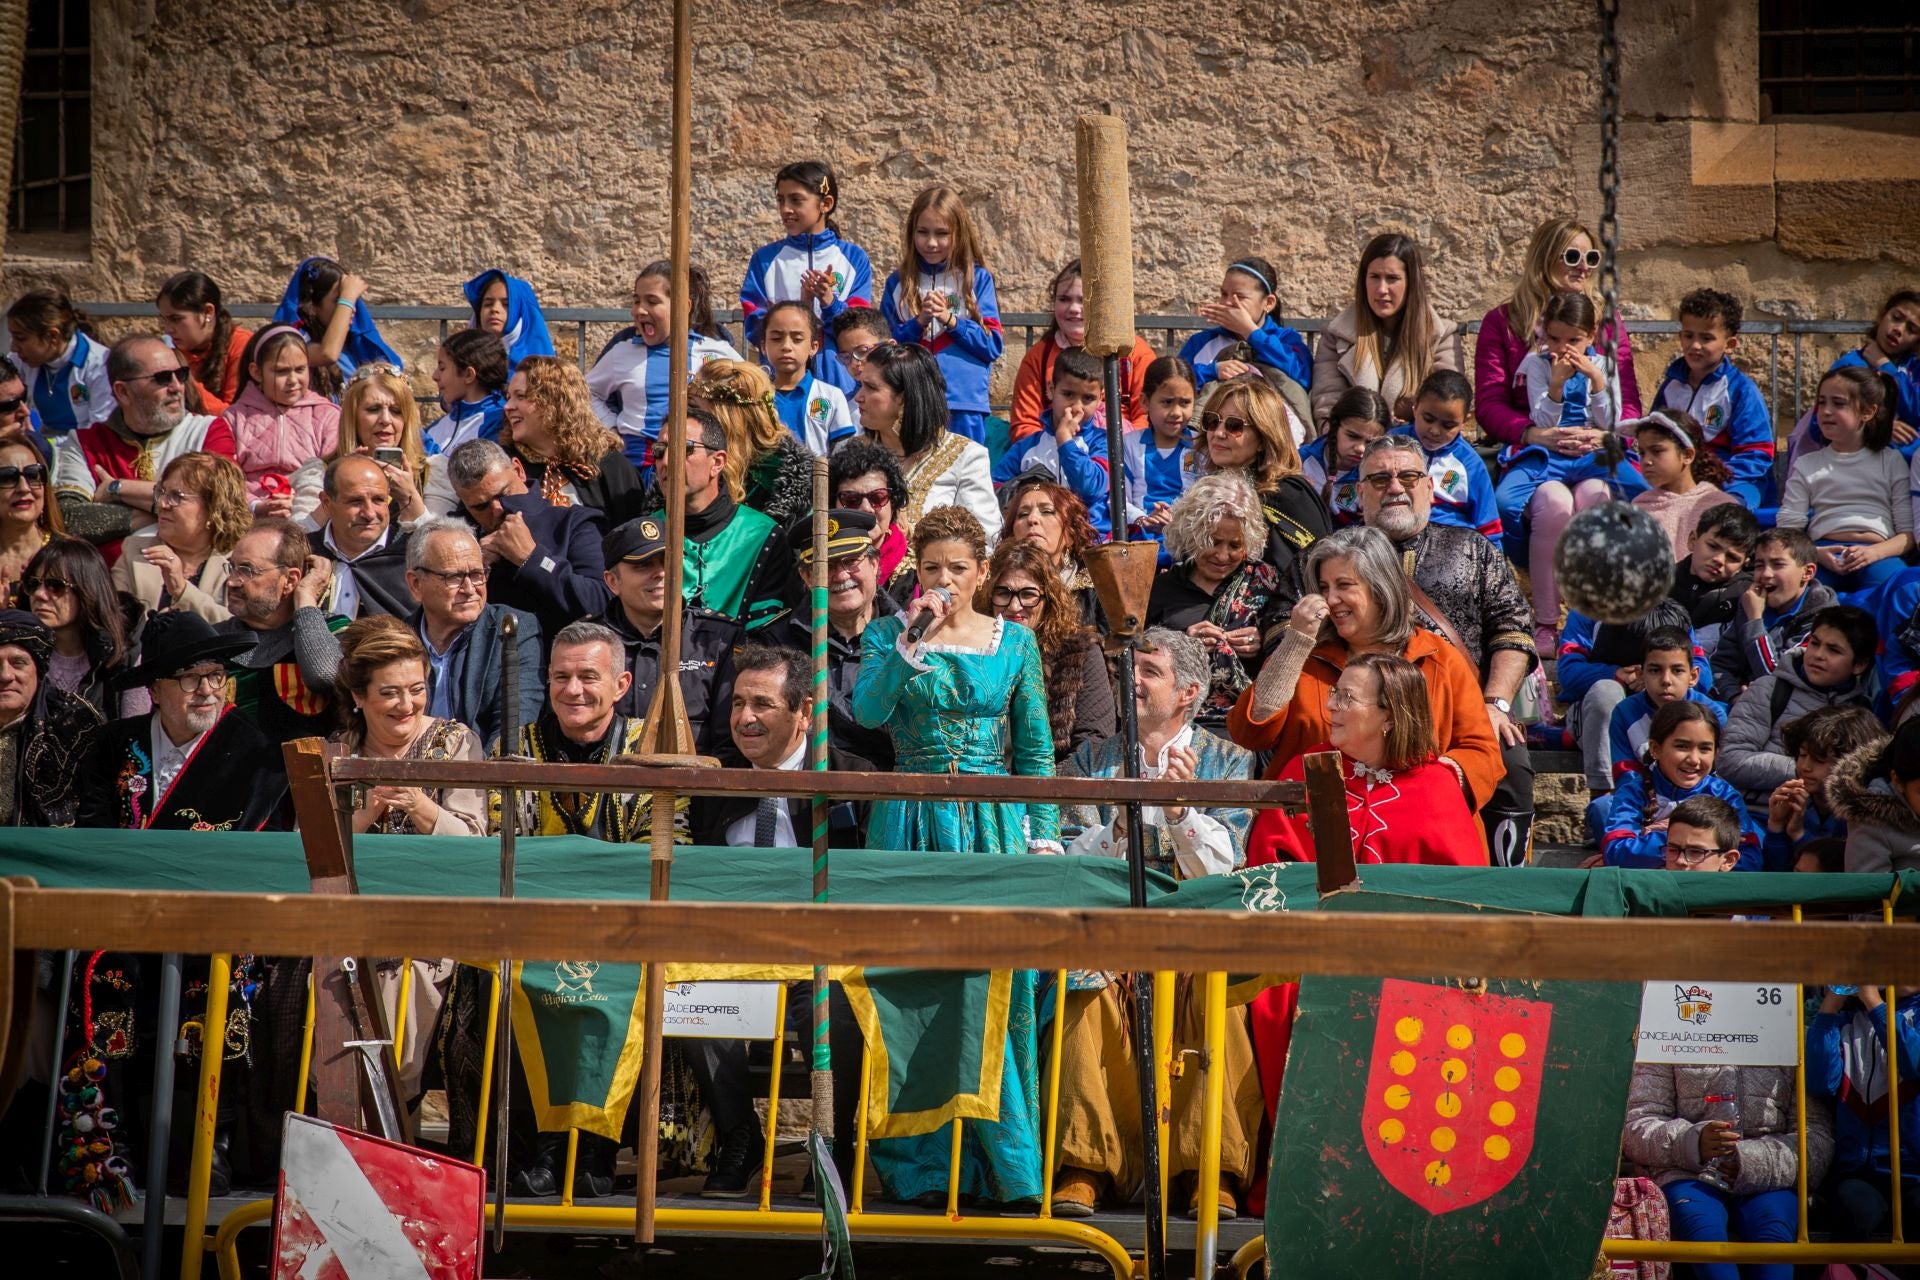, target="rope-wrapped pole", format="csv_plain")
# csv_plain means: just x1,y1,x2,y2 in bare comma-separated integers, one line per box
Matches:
808,460,835,1143
0,0,31,267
